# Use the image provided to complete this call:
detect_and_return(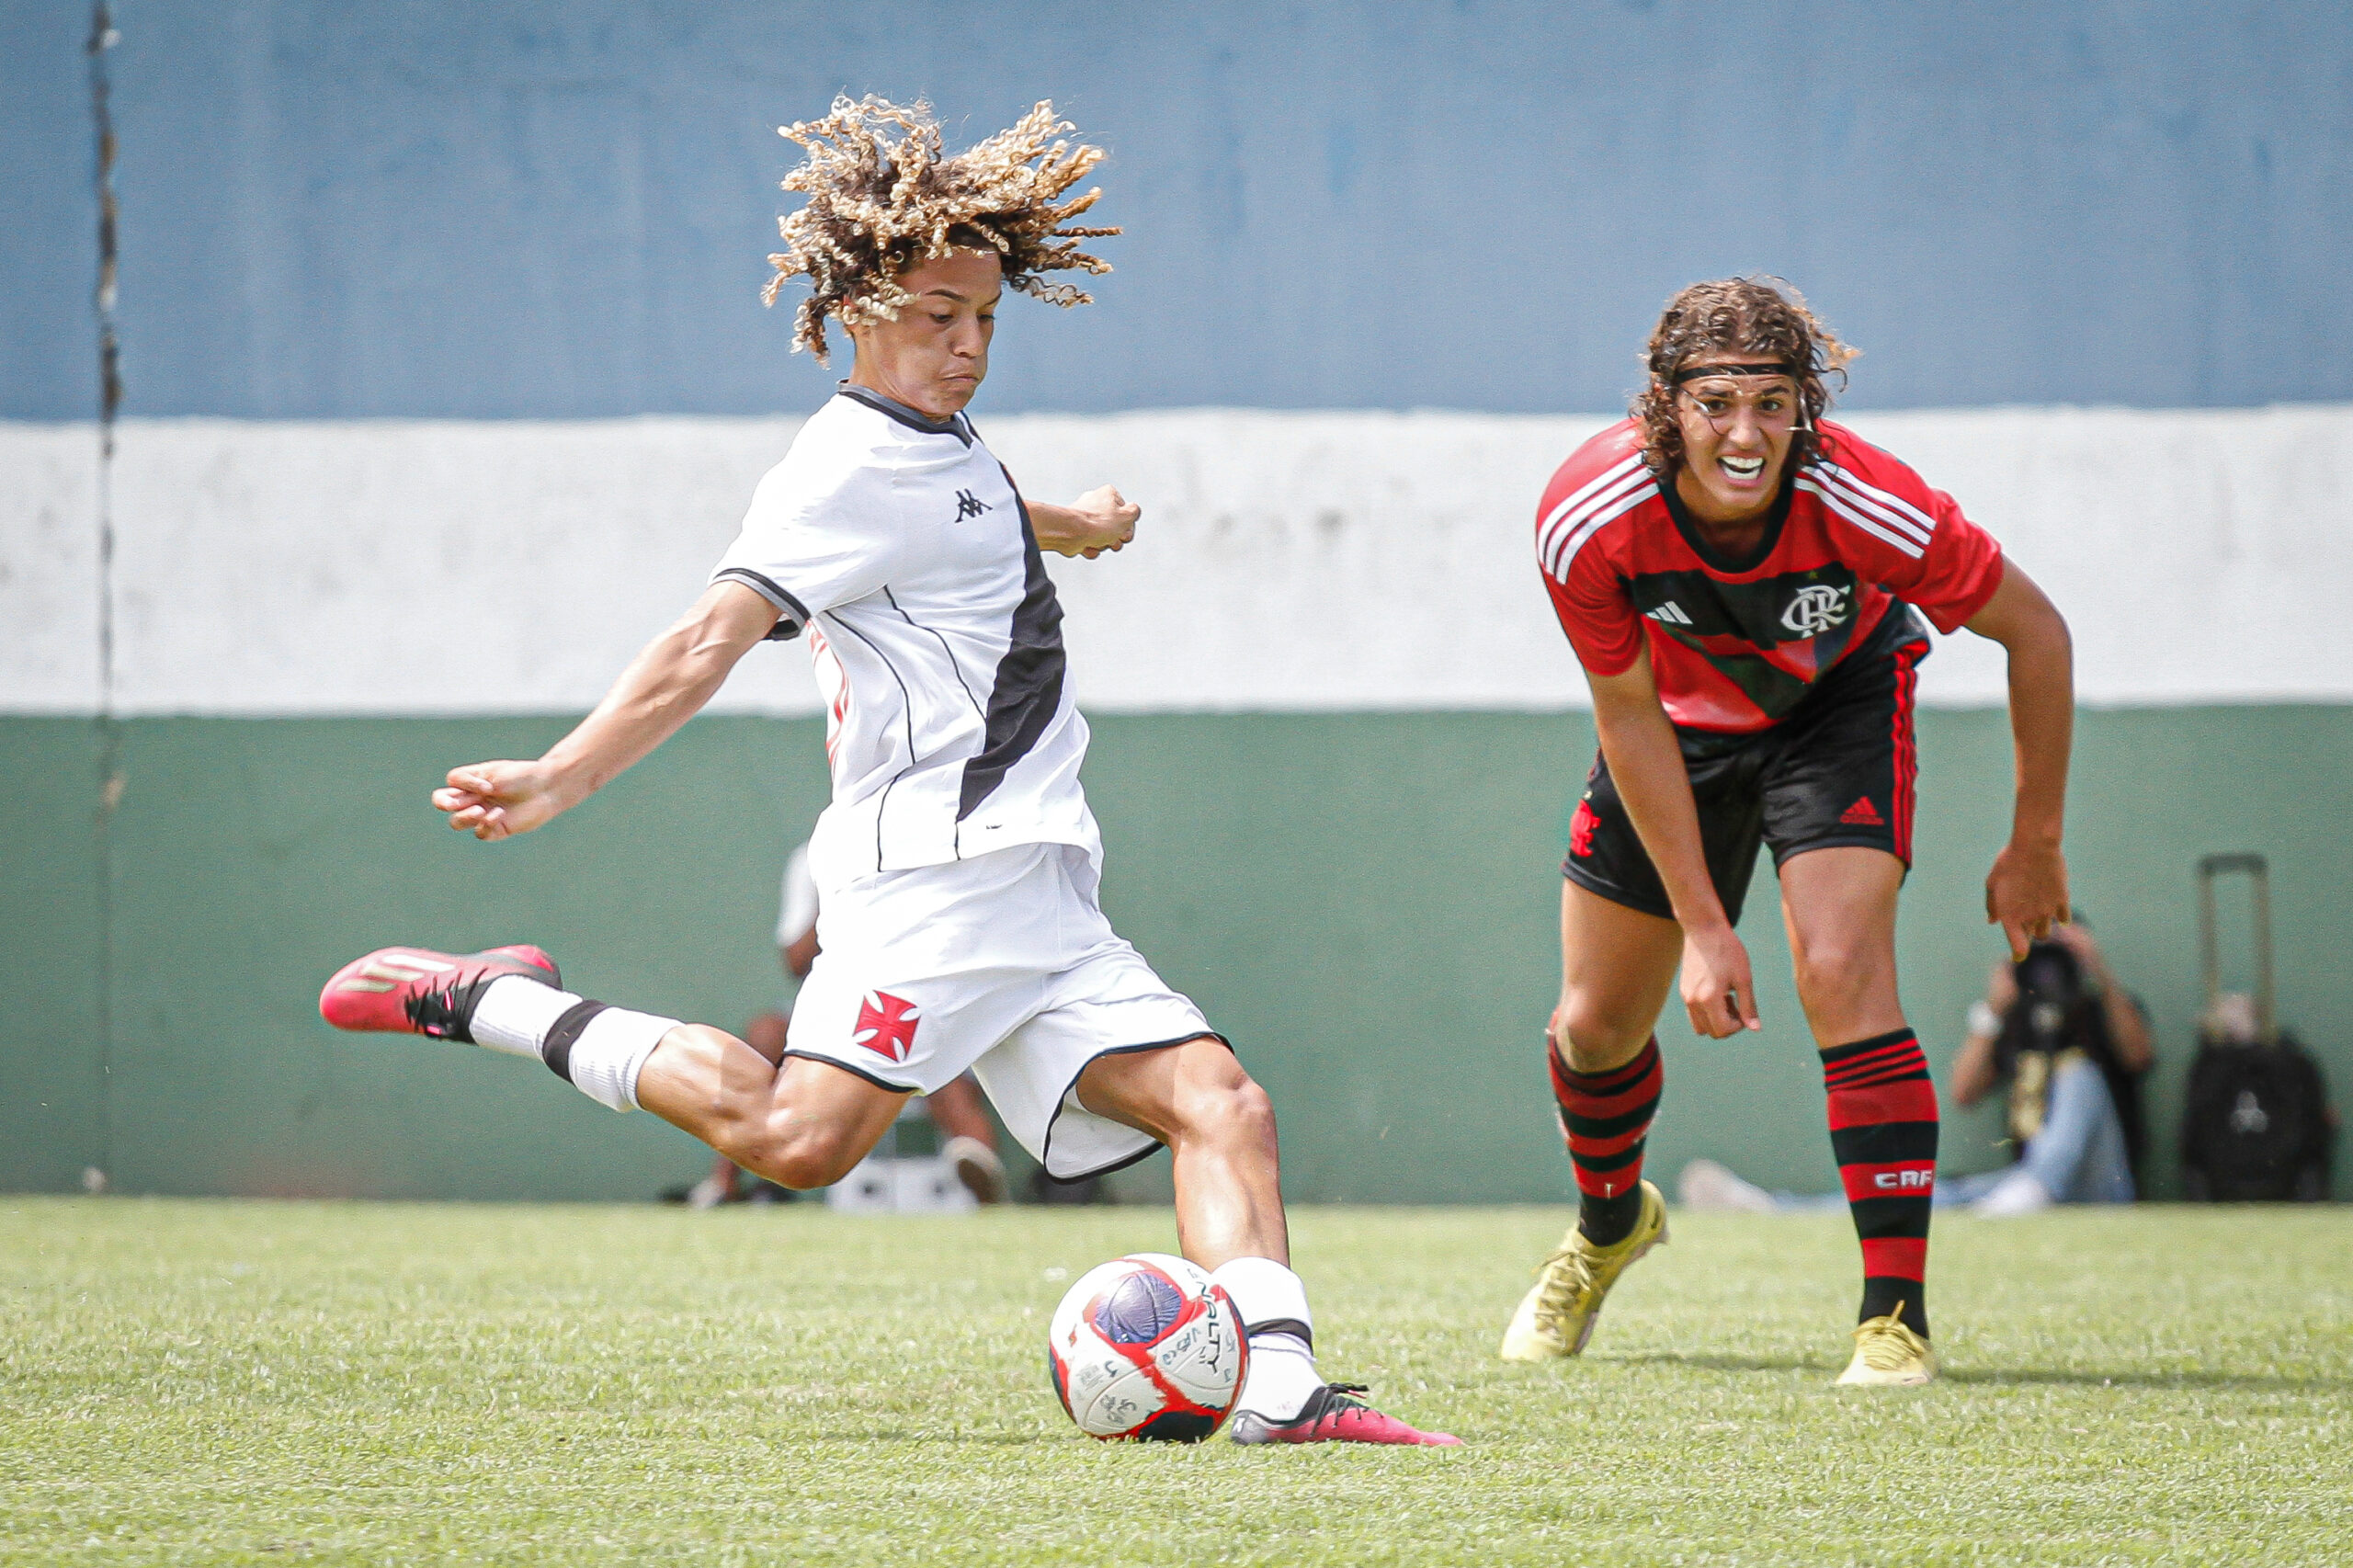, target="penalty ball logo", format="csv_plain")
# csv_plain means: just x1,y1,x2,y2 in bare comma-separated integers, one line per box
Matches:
1048,1255,1247,1441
